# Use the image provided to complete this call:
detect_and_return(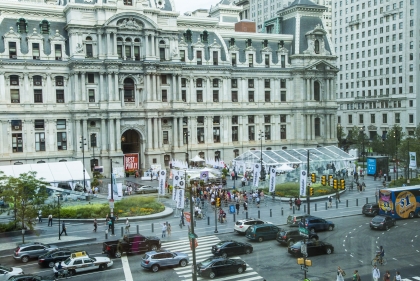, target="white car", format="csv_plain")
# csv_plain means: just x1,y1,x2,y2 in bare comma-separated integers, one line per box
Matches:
0,265,23,280
234,218,272,234
54,252,113,276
